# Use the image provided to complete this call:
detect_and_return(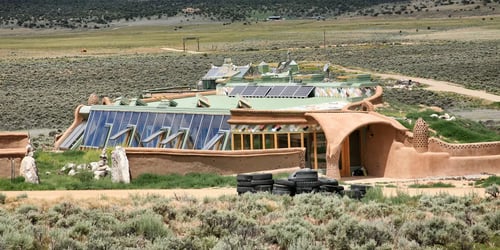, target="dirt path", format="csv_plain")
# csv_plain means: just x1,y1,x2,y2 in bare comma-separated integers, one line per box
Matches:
1,185,486,202
337,66,500,102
